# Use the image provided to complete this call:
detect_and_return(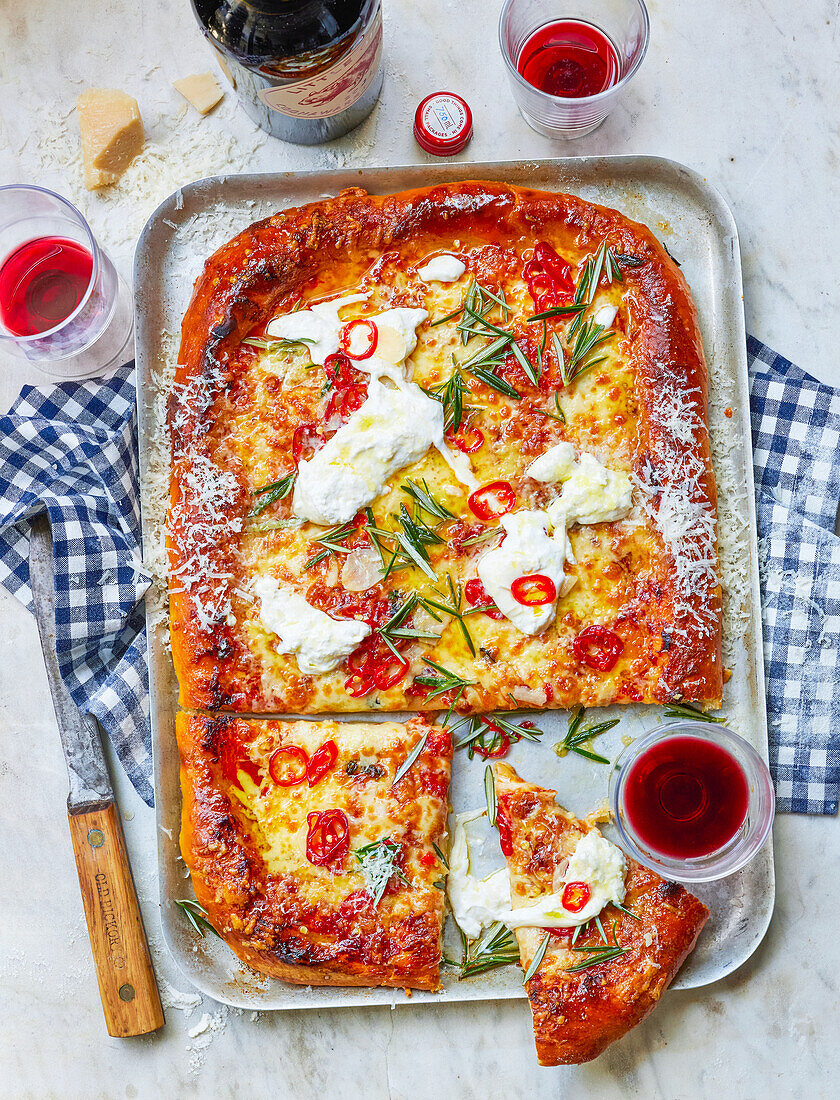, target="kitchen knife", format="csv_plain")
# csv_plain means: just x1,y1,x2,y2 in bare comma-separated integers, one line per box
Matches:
28,514,164,1037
